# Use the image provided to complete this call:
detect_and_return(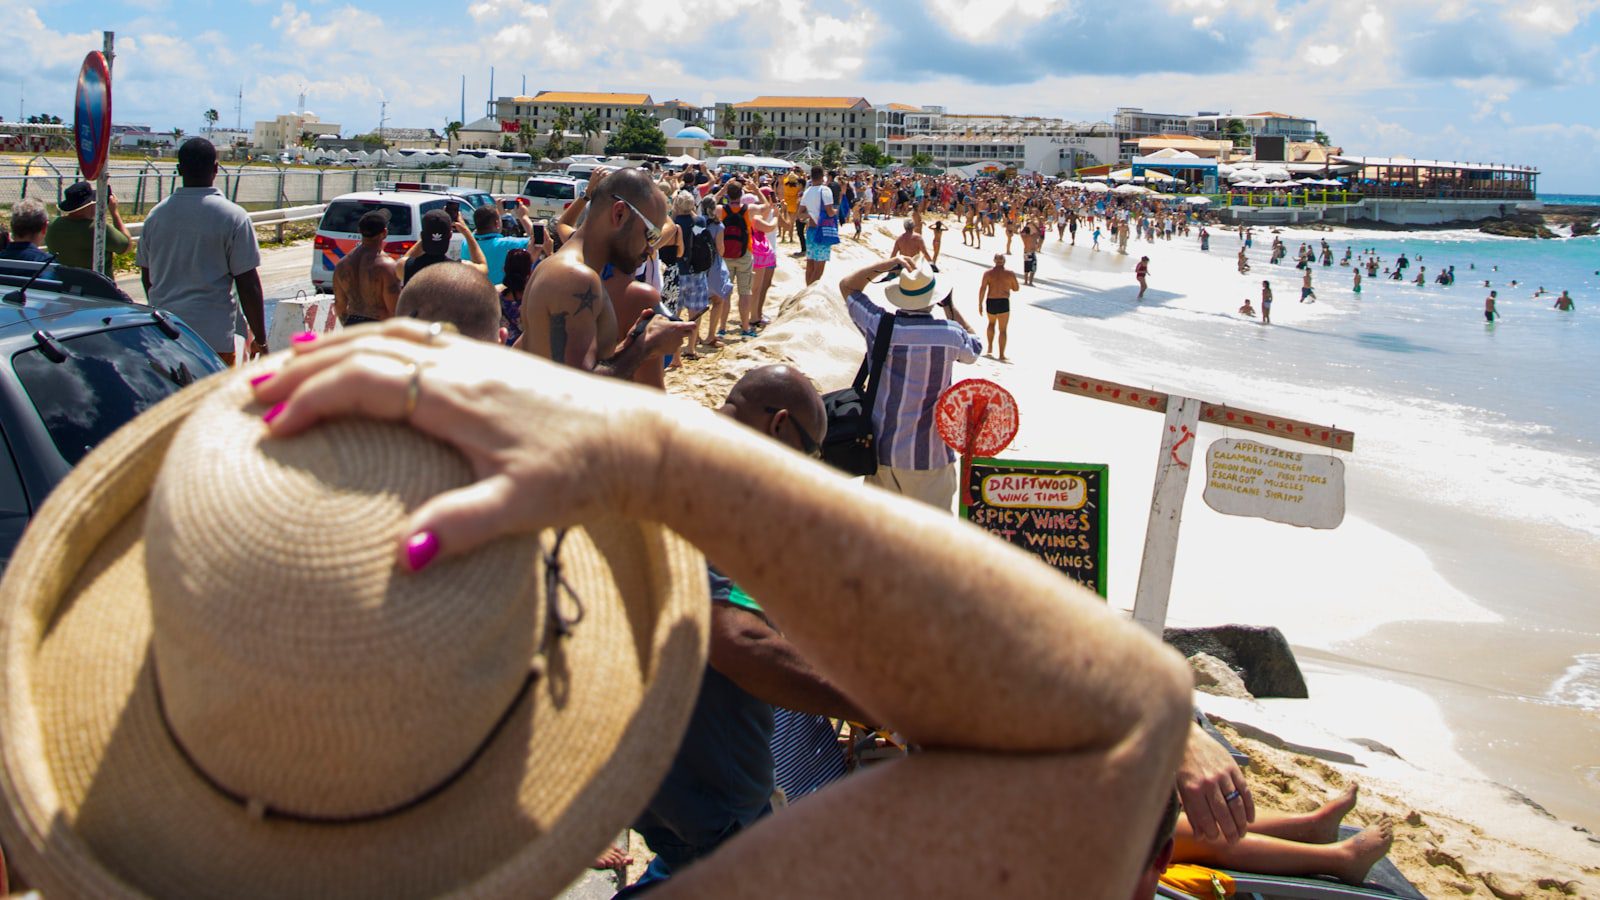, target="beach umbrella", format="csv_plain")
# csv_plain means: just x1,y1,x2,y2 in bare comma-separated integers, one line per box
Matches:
1083,182,1110,192
1259,166,1291,181
1114,183,1149,194
1109,168,1135,182
1184,196,1212,205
